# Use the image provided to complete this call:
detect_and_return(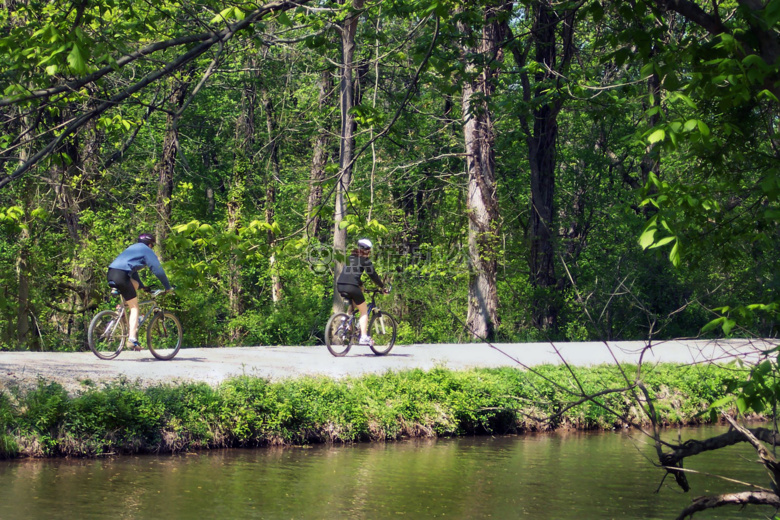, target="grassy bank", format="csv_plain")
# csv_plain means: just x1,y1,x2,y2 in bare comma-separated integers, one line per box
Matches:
0,363,748,458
